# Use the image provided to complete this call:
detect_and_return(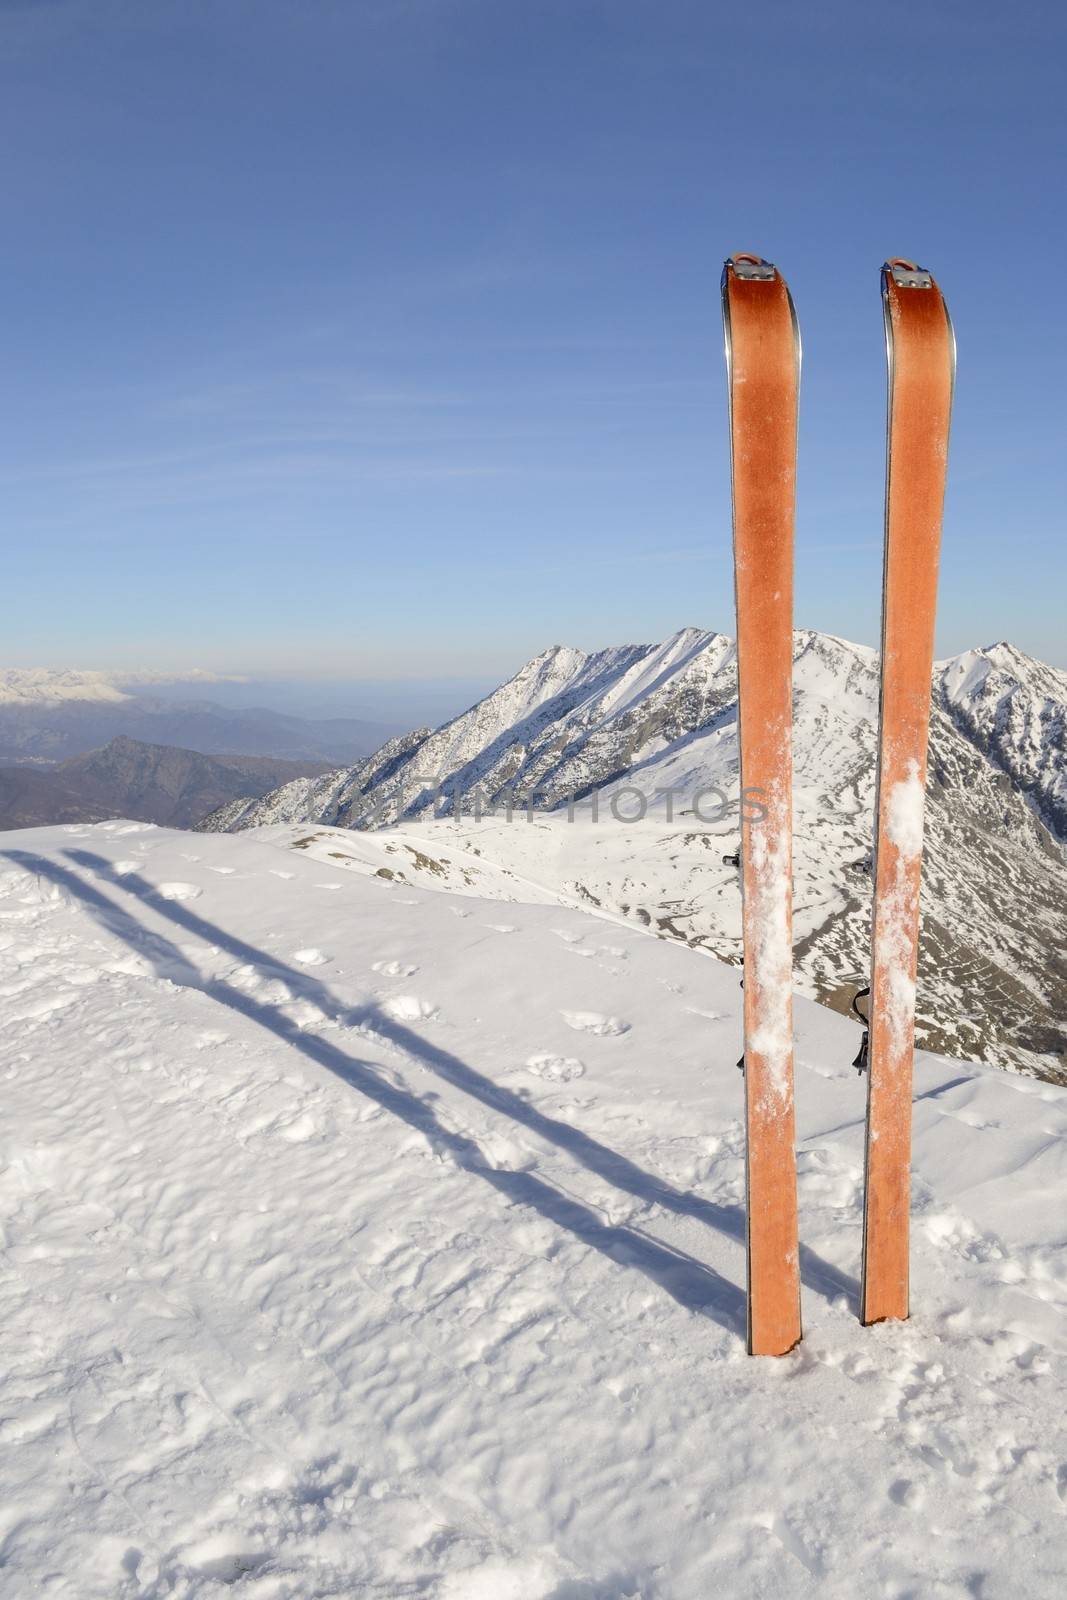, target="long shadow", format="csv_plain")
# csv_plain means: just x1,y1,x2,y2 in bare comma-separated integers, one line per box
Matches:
807,1073,977,1145
66,849,857,1310
917,1075,975,1101
21,847,858,1312
7,848,749,1333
